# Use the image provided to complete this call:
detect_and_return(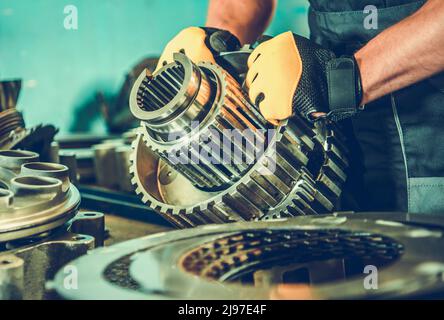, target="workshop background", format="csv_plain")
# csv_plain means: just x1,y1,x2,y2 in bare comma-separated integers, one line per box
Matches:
0,0,309,134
